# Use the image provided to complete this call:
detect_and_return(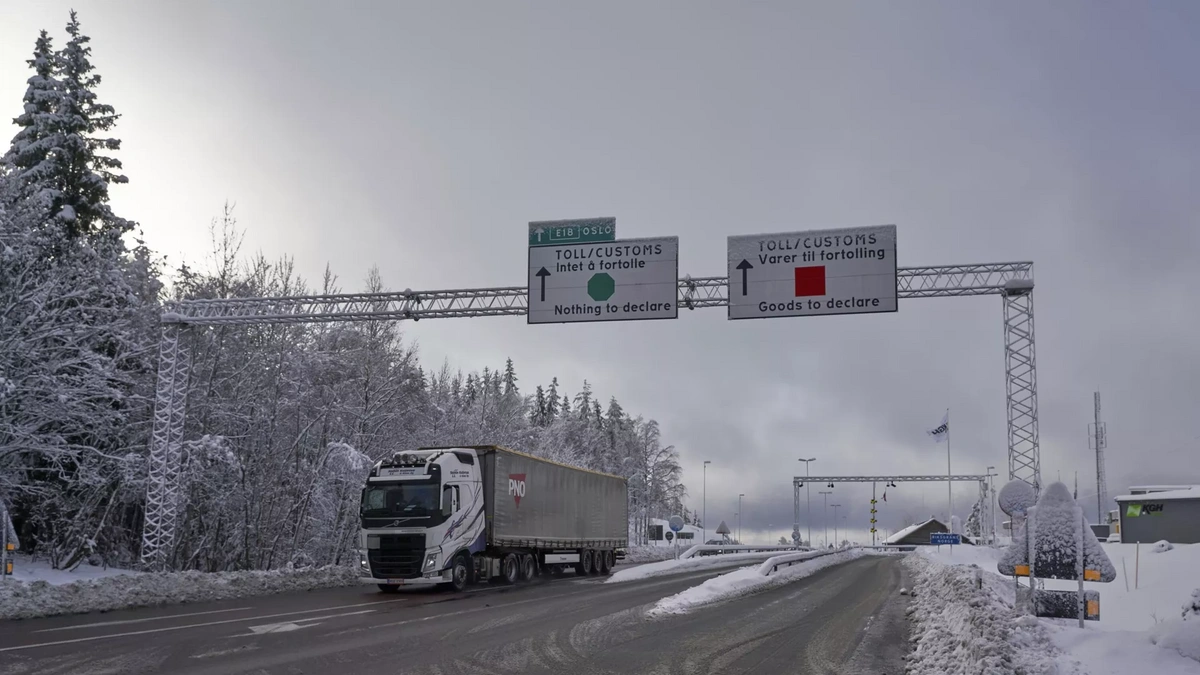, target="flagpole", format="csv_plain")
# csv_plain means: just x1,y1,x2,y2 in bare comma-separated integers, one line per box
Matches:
946,407,953,531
